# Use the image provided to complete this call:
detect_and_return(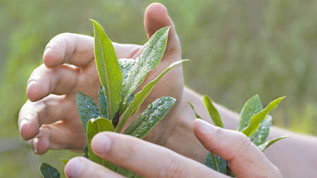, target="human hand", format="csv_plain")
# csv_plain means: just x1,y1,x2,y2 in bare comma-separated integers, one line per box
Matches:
18,3,183,154
64,119,282,178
